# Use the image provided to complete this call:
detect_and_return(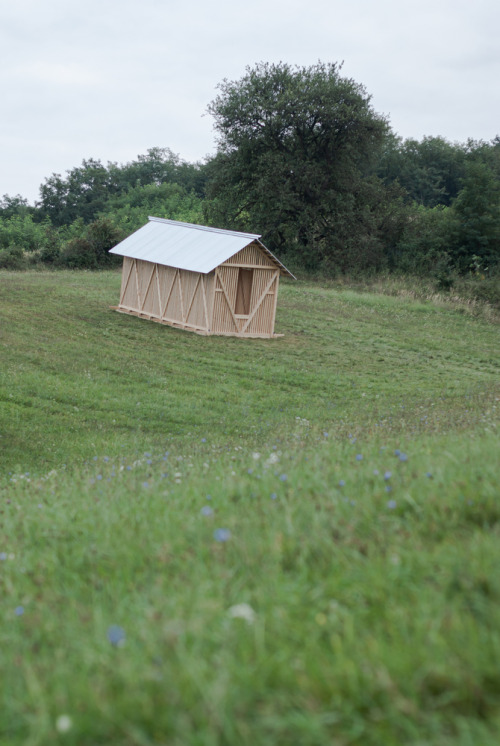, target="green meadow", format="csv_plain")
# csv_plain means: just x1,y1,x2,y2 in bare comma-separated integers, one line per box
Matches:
1,270,499,745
